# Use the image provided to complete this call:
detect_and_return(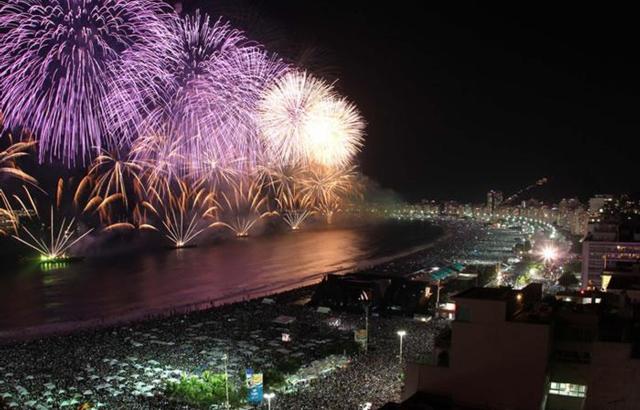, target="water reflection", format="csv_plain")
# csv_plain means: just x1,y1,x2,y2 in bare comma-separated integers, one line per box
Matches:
0,222,439,335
